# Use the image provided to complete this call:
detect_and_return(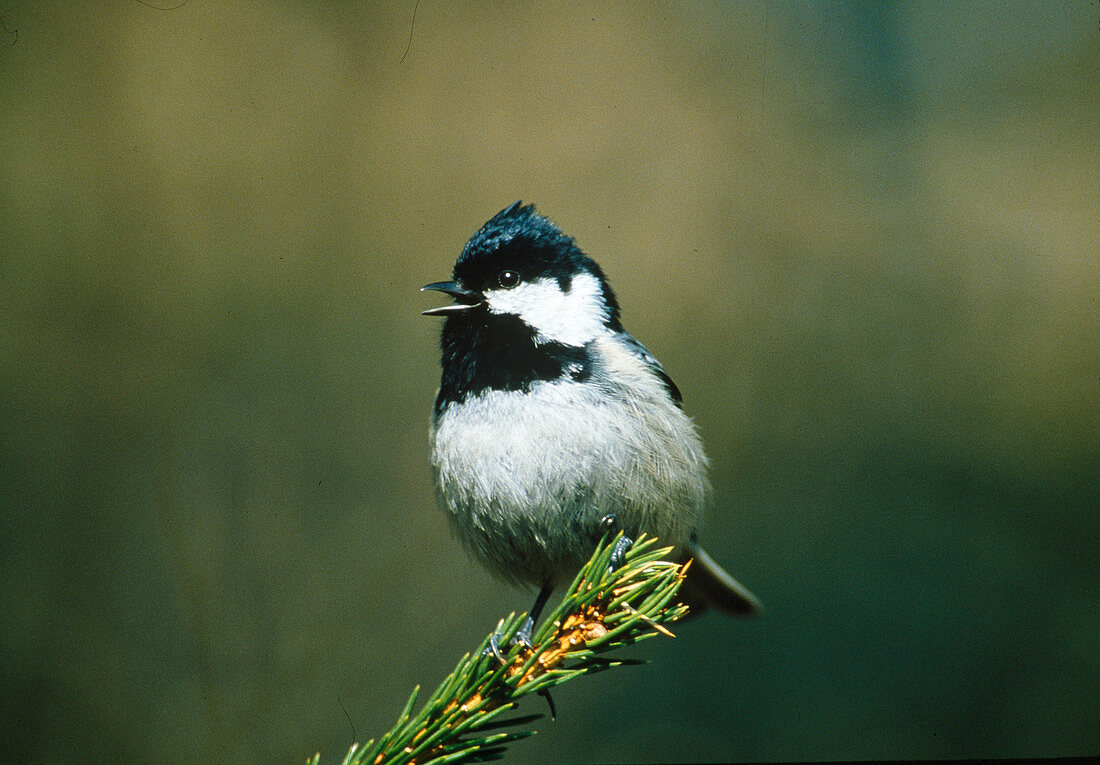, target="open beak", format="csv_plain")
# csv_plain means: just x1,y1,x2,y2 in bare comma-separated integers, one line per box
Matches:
420,281,481,316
